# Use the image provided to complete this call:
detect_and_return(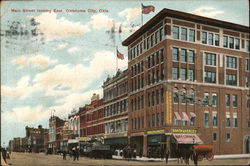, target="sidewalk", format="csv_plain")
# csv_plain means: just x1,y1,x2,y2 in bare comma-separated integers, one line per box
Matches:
112,154,250,162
